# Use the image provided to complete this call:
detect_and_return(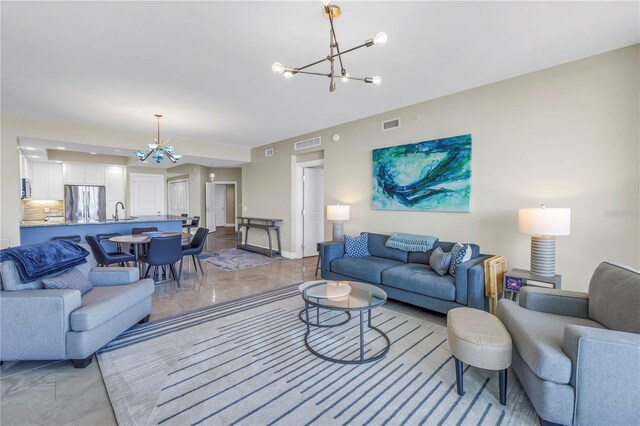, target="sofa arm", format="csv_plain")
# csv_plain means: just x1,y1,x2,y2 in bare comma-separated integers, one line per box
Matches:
563,325,640,425
520,287,589,319
89,267,140,286
0,289,81,360
455,255,492,309
320,242,344,273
